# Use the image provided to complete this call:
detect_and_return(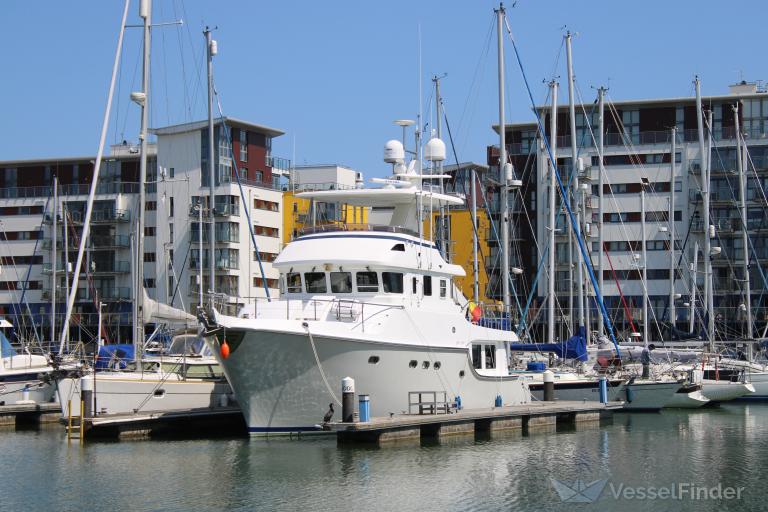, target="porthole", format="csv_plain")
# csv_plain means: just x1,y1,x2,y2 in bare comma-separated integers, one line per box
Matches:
153,389,166,398
451,327,456,333
368,356,380,364
459,370,465,378
409,360,418,368
433,362,441,370
422,361,430,369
